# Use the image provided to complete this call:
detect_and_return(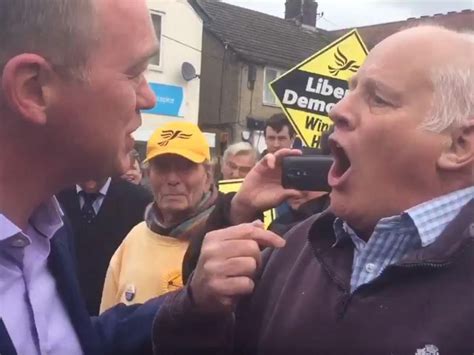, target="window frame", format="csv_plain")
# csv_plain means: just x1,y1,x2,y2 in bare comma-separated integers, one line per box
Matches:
262,66,284,107
148,10,164,72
